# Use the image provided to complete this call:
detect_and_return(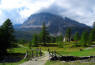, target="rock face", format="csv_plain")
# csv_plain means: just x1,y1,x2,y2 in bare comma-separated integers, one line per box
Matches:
15,12,91,40
21,12,90,34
